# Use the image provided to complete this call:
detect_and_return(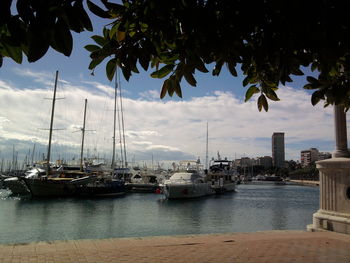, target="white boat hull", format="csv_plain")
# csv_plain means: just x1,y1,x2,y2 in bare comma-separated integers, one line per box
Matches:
3,177,30,195
211,182,236,194
163,182,214,199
